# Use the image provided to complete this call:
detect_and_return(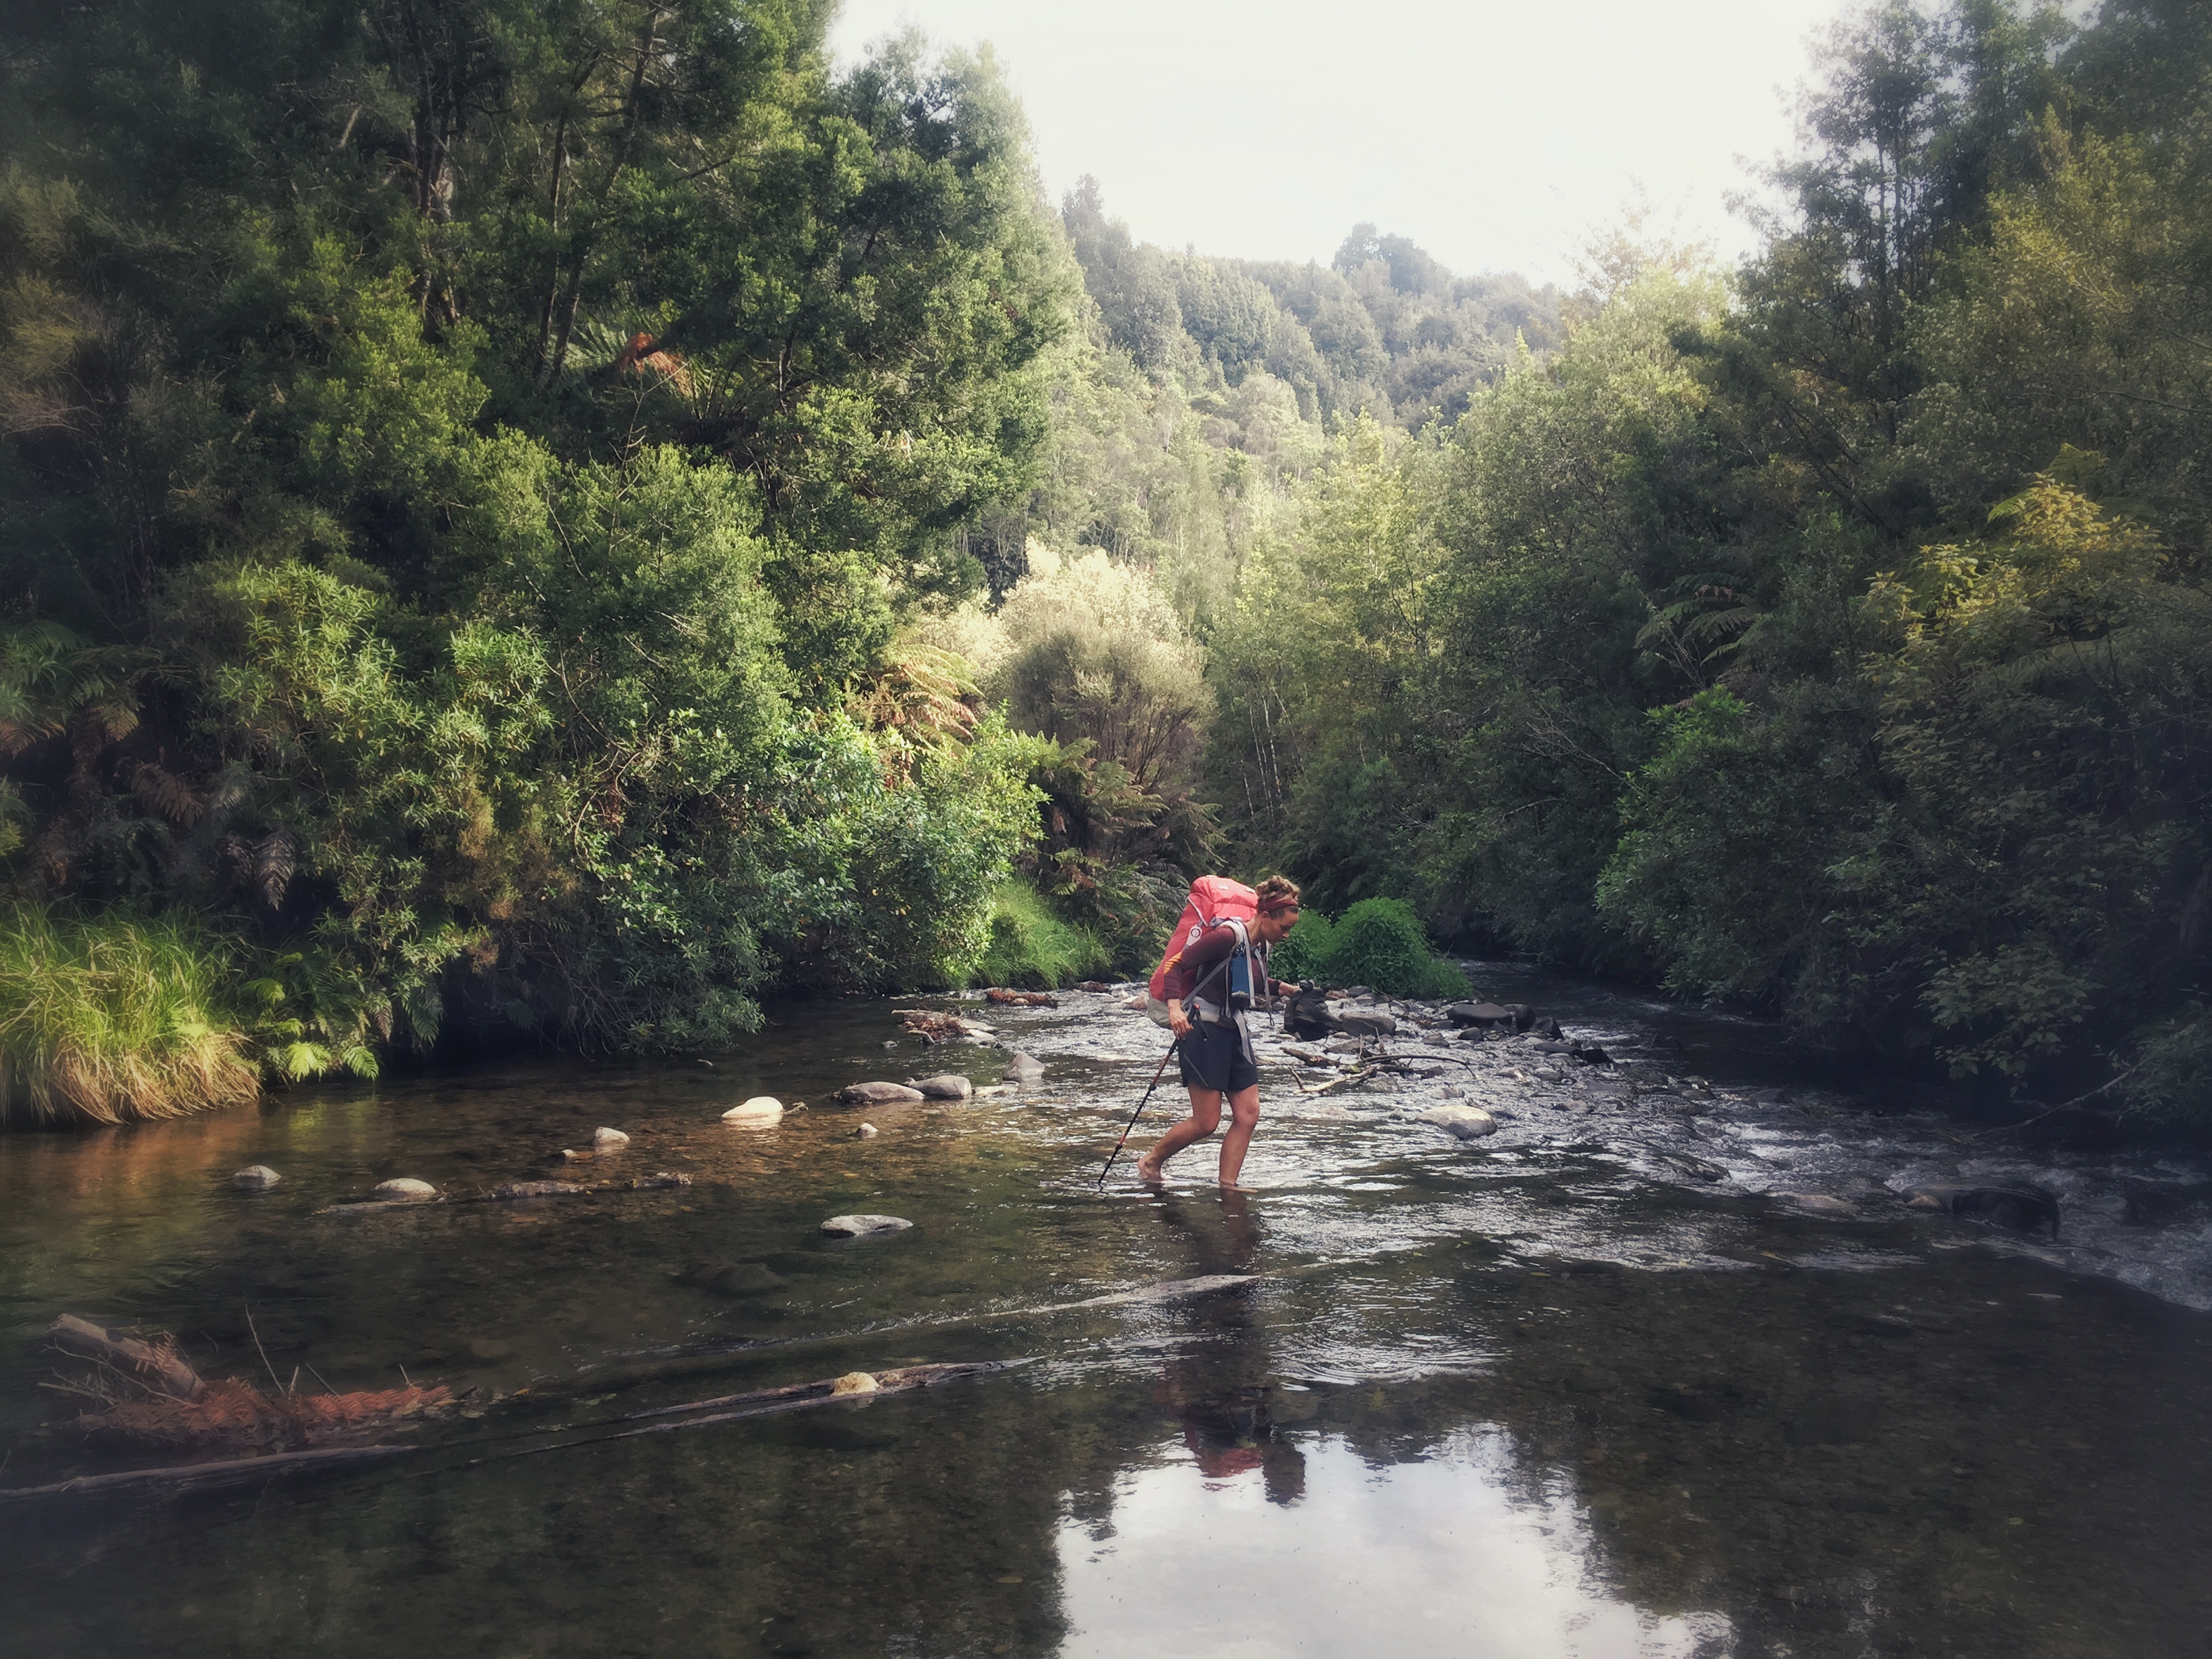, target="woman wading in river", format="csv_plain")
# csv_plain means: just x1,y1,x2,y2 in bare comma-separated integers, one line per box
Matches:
1137,876,1305,1188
